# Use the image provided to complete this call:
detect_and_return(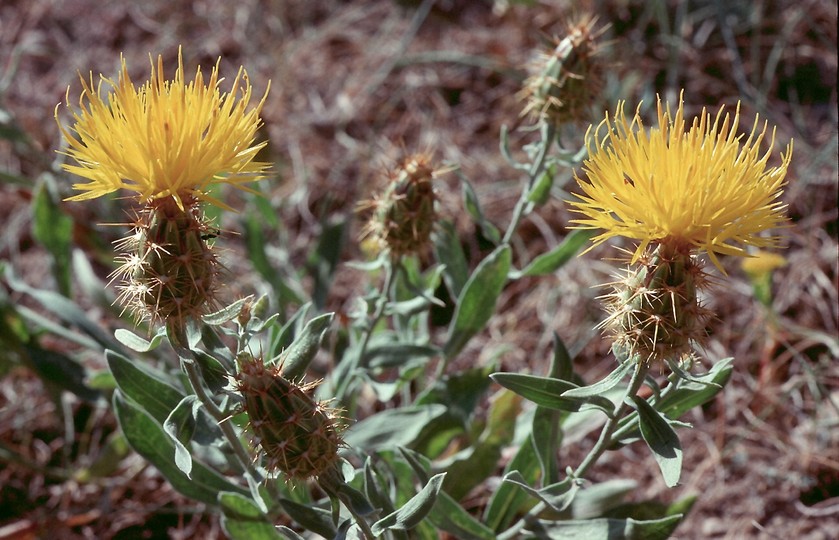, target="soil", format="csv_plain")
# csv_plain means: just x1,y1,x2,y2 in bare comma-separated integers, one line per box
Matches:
1,0,837,538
